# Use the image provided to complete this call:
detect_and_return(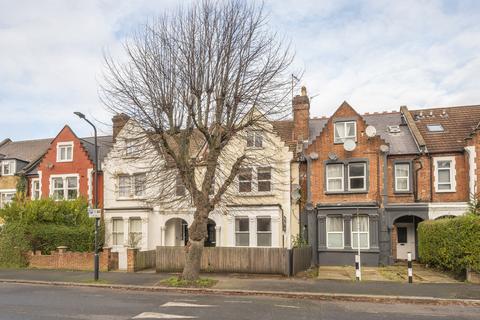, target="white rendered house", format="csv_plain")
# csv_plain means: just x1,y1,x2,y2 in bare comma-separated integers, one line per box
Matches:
103,114,296,270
